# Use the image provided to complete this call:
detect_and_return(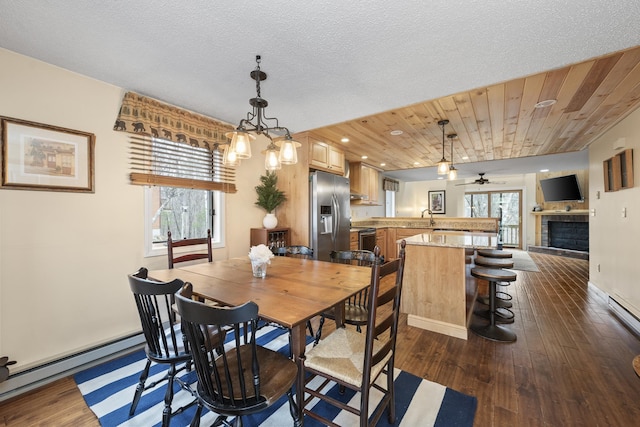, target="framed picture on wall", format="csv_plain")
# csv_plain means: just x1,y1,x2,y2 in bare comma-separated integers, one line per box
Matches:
428,190,445,214
1,116,95,192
